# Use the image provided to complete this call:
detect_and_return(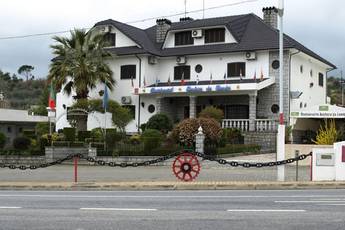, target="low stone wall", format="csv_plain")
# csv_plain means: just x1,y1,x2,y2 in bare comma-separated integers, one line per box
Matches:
243,131,277,152
45,147,97,161
0,156,46,164
285,144,332,166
